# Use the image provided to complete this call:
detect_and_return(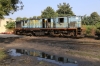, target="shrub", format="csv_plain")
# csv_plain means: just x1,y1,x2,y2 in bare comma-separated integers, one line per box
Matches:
5,21,15,29
0,48,7,61
83,25,96,36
